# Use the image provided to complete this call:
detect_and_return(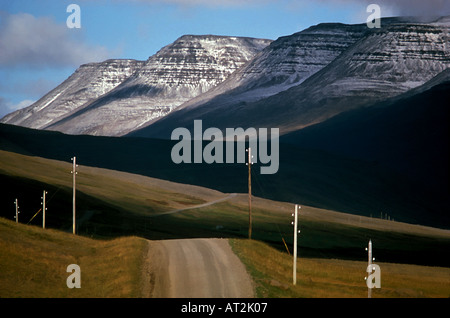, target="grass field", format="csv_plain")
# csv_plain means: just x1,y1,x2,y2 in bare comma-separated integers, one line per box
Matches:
0,150,224,216
230,239,450,298
1,150,450,297
0,217,147,297
168,197,450,266
2,216,449,298
1,150,450,266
